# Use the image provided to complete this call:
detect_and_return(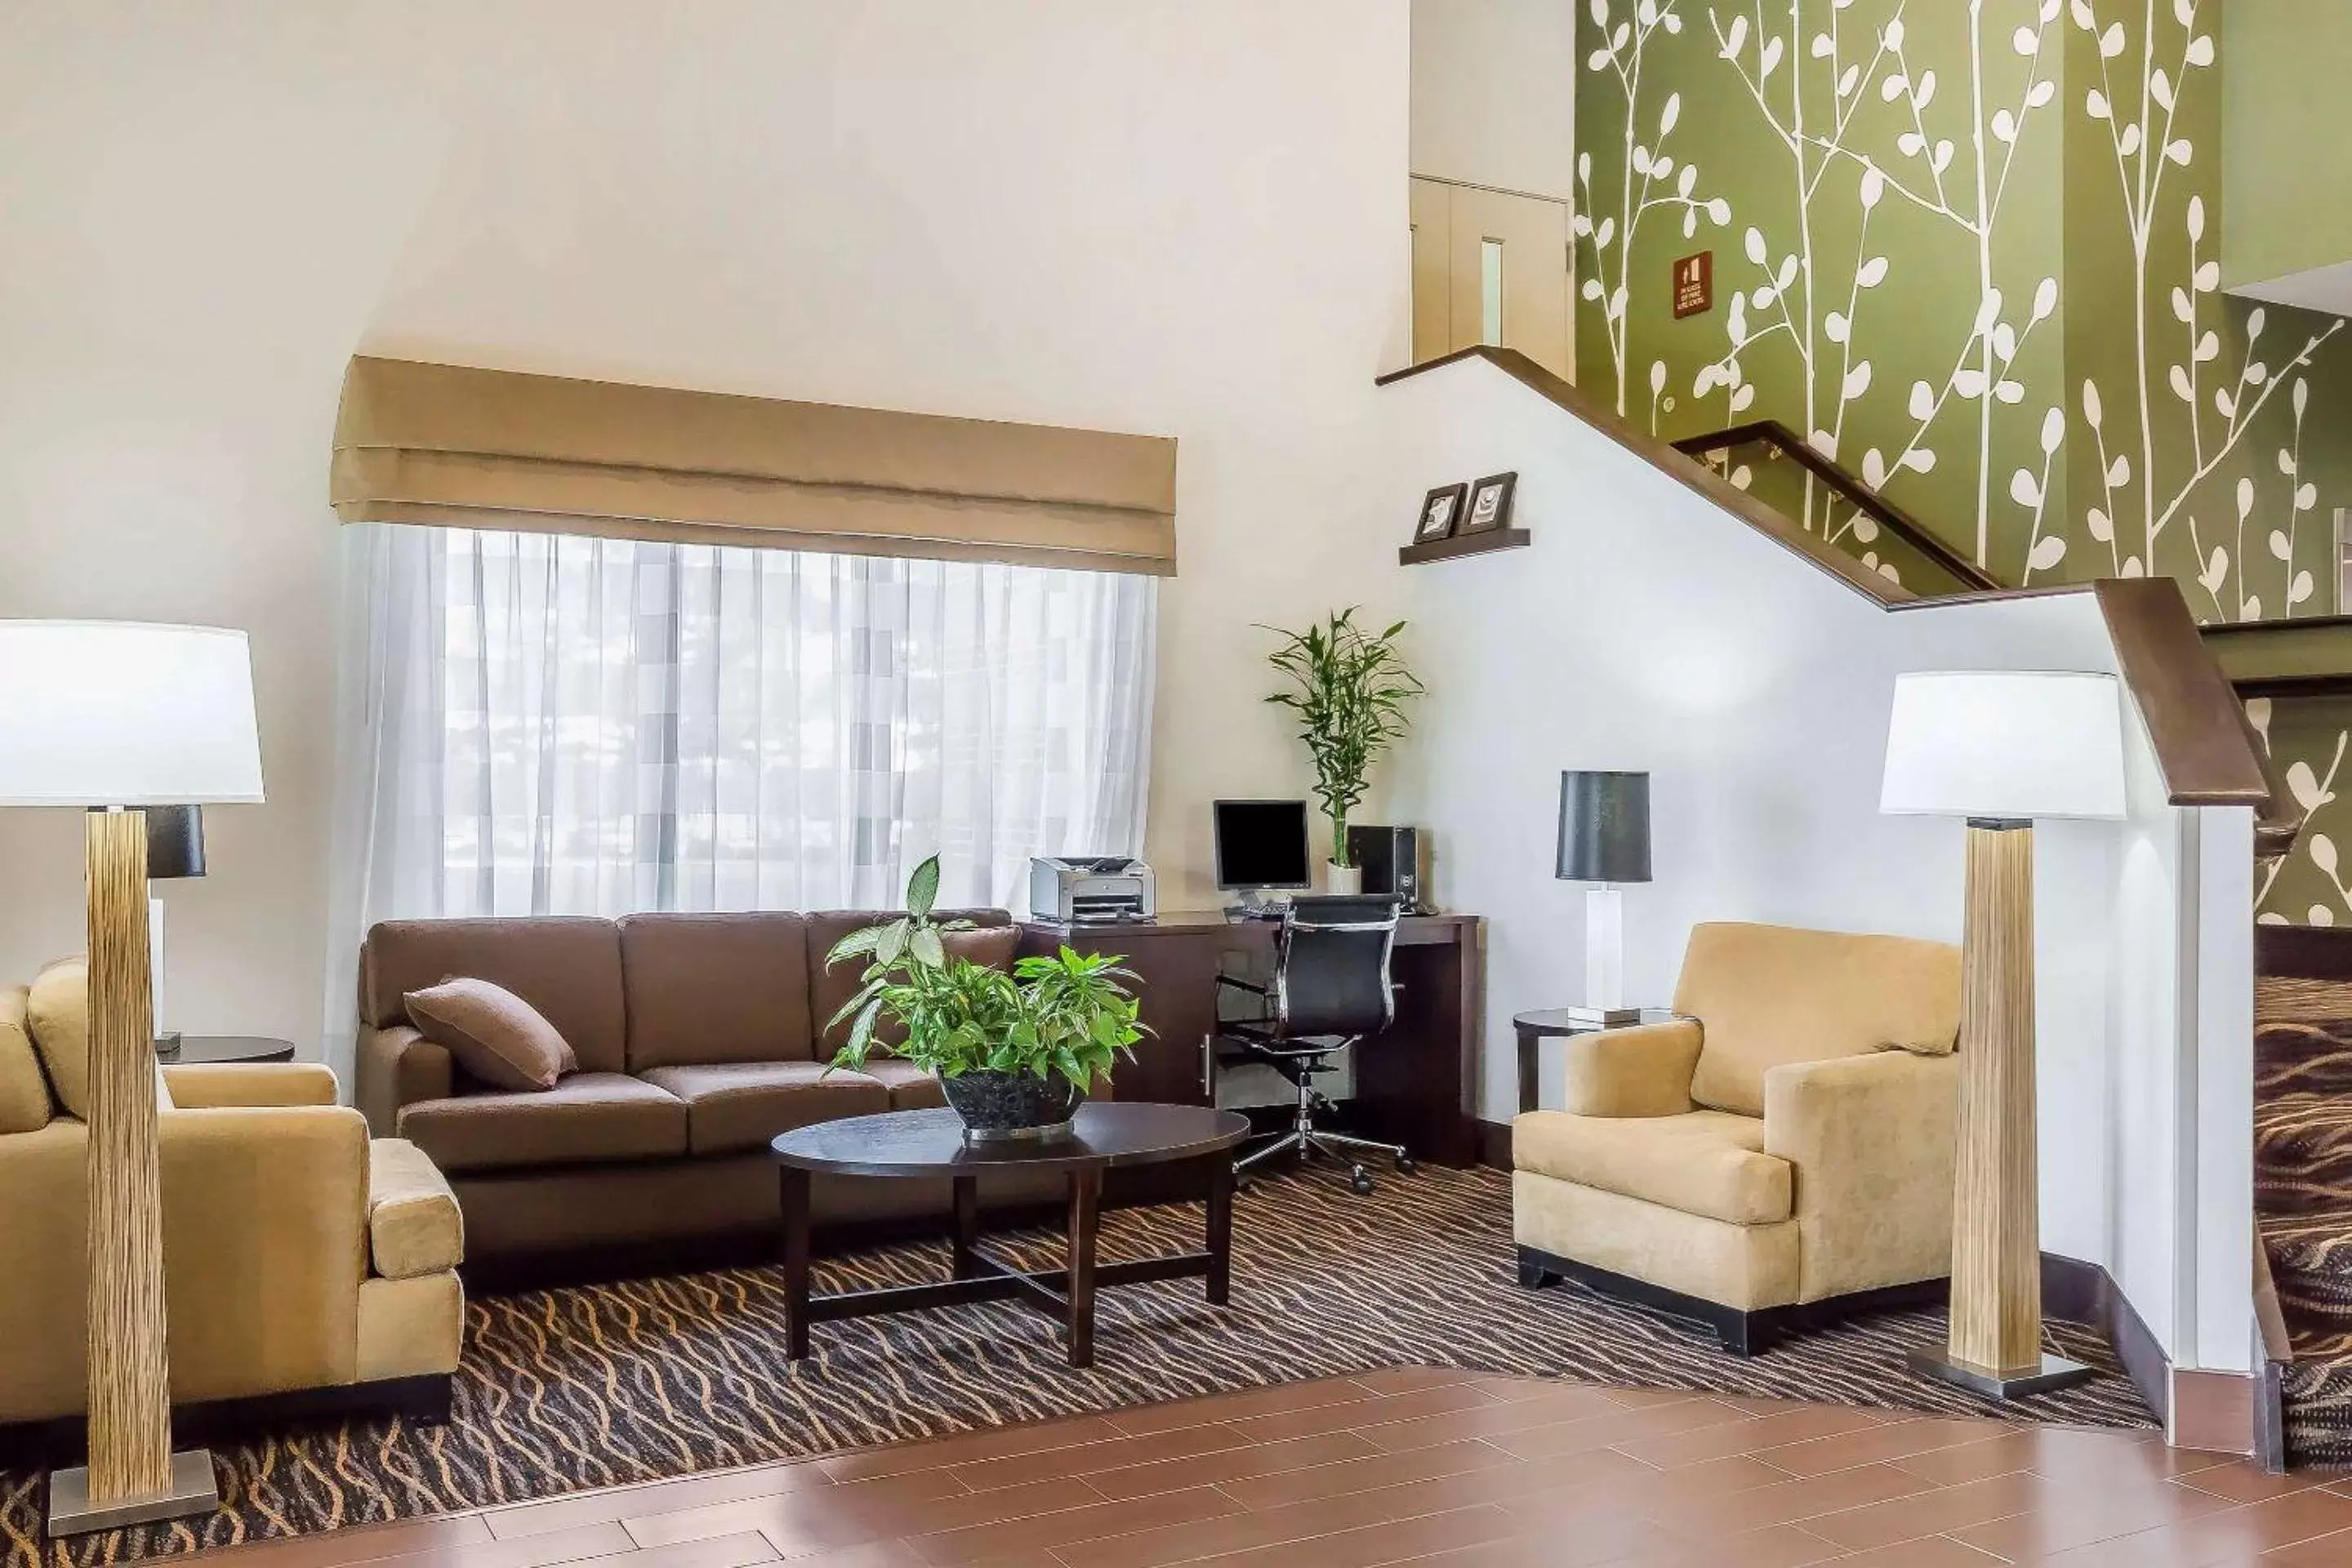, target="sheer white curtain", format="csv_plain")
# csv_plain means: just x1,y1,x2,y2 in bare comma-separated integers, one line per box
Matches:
324,523,1155,1067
